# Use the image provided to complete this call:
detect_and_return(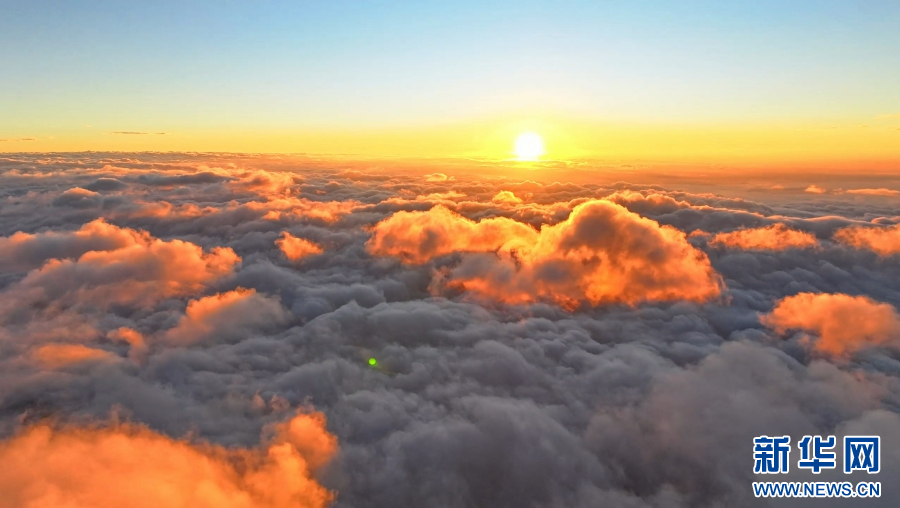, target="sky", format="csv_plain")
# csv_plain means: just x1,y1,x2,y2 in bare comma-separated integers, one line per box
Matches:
2,0,899,162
